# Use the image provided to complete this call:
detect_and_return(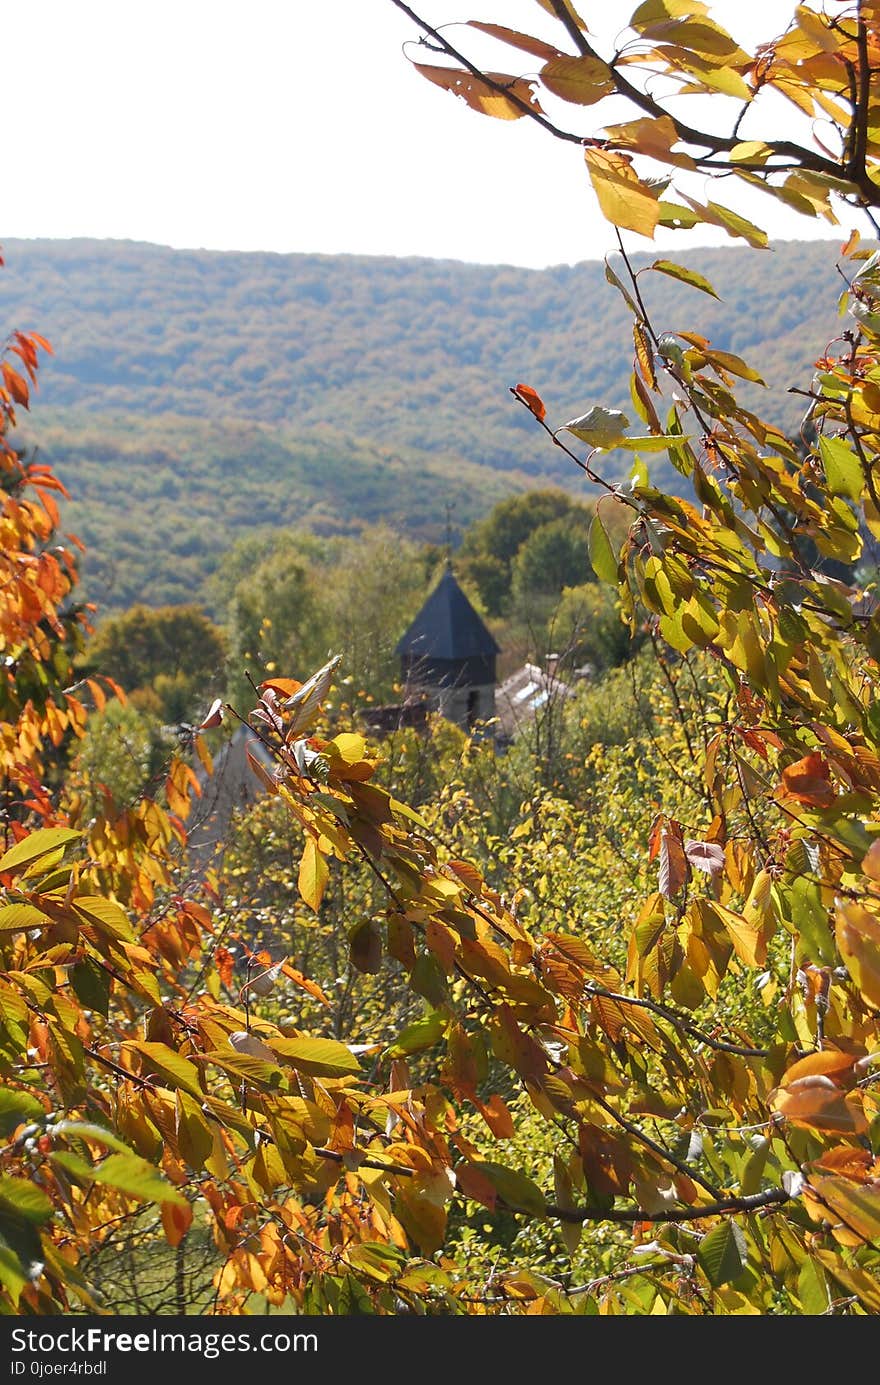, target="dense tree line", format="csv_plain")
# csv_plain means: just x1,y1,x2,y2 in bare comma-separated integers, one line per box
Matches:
3,236,854,610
